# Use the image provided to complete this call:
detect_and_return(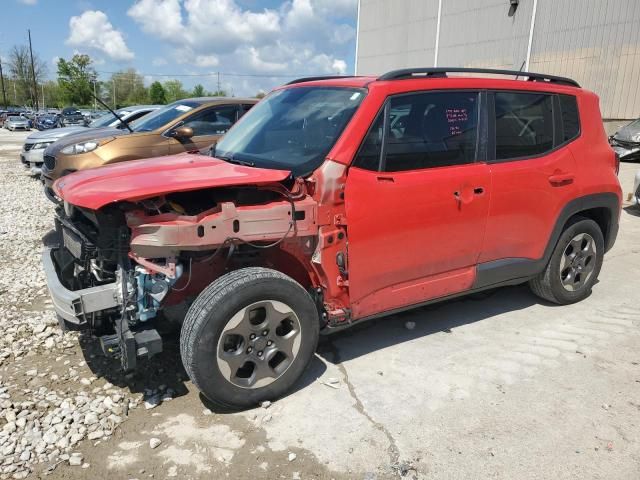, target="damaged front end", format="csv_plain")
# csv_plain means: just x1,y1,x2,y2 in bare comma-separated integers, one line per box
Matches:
43,181,321,371
43,204,170,370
